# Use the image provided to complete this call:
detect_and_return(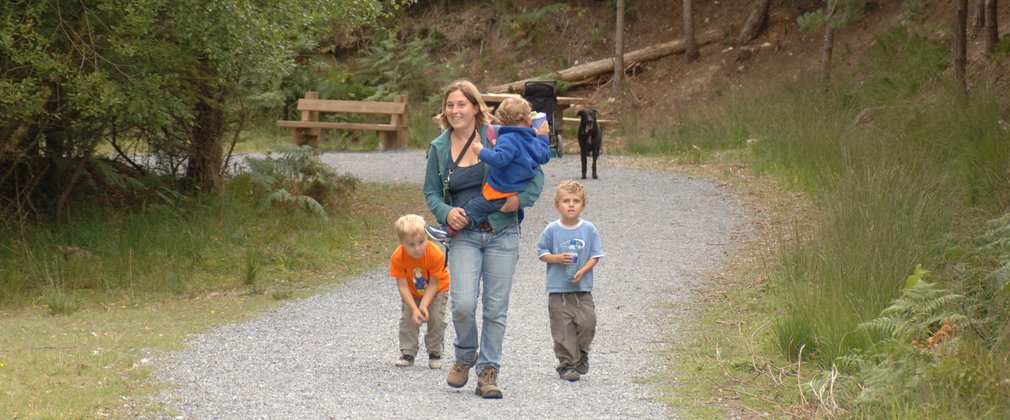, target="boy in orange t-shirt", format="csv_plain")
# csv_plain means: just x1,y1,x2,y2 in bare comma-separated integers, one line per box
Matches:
389,214,451,369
